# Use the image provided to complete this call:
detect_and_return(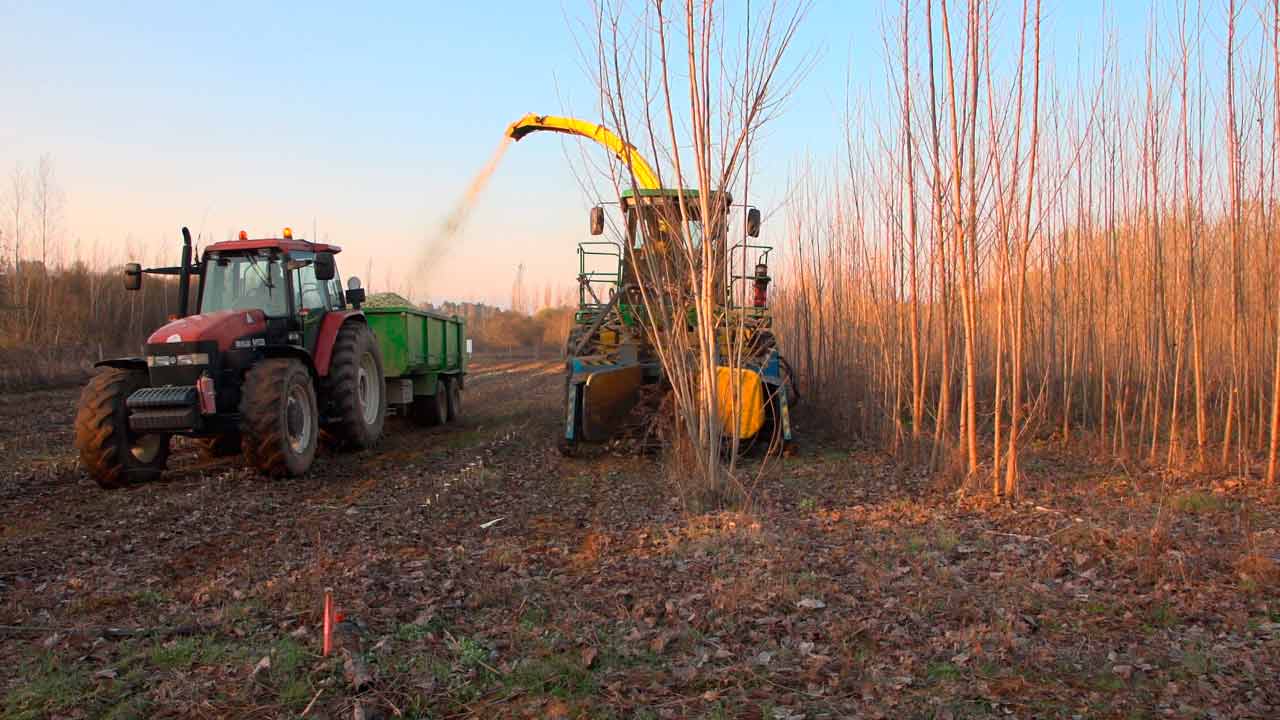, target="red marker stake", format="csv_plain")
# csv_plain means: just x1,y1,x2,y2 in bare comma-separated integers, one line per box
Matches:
322,589,333,657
